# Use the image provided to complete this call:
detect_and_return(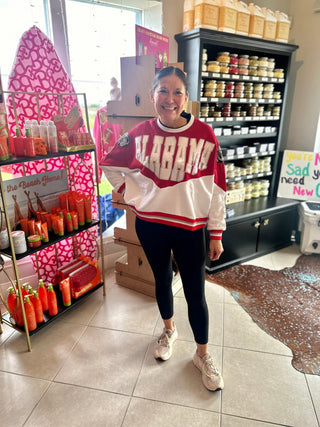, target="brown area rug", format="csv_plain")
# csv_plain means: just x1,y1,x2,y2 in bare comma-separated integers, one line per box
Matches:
207,254,320,375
